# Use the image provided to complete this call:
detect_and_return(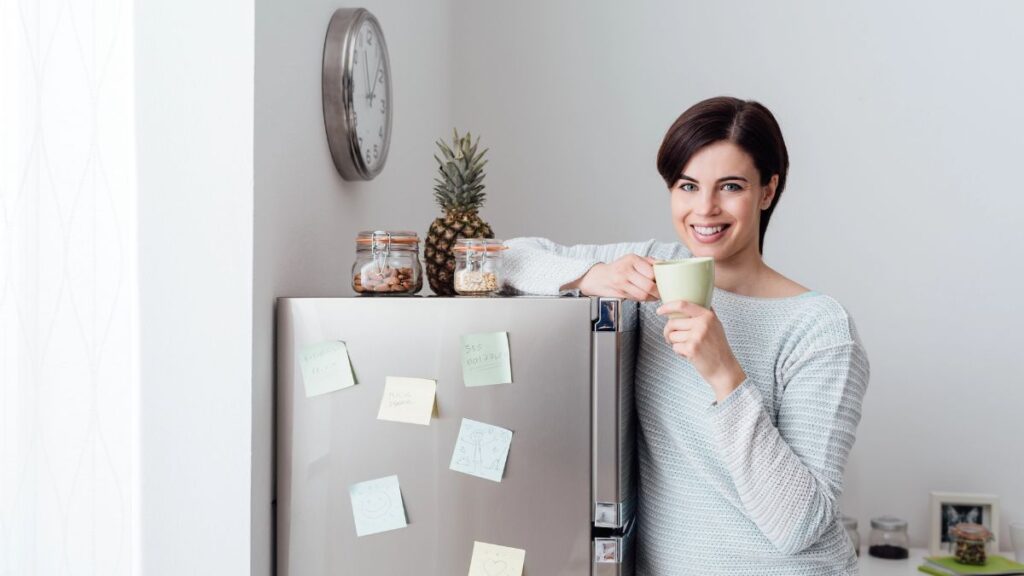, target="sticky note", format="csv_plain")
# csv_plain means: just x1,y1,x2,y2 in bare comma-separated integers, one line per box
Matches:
461,332,512,387
377,377,437,426
299,340,357,397
449,418,513,482
348,475,407,537
467,541,525,576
